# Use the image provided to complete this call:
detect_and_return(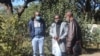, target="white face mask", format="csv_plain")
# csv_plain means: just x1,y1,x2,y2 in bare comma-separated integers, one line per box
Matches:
35,16,40,21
